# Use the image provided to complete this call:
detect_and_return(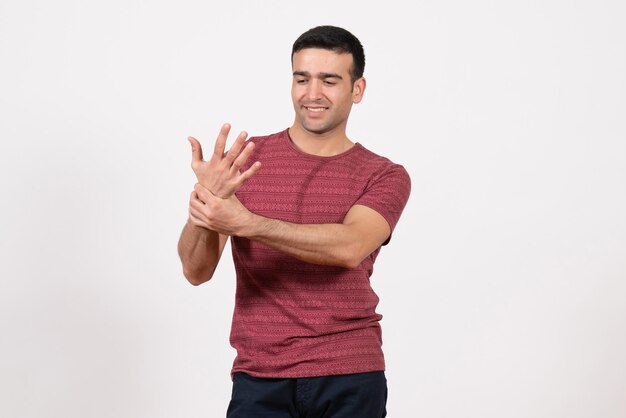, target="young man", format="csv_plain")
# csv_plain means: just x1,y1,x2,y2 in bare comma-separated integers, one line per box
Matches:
178,25,411,417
